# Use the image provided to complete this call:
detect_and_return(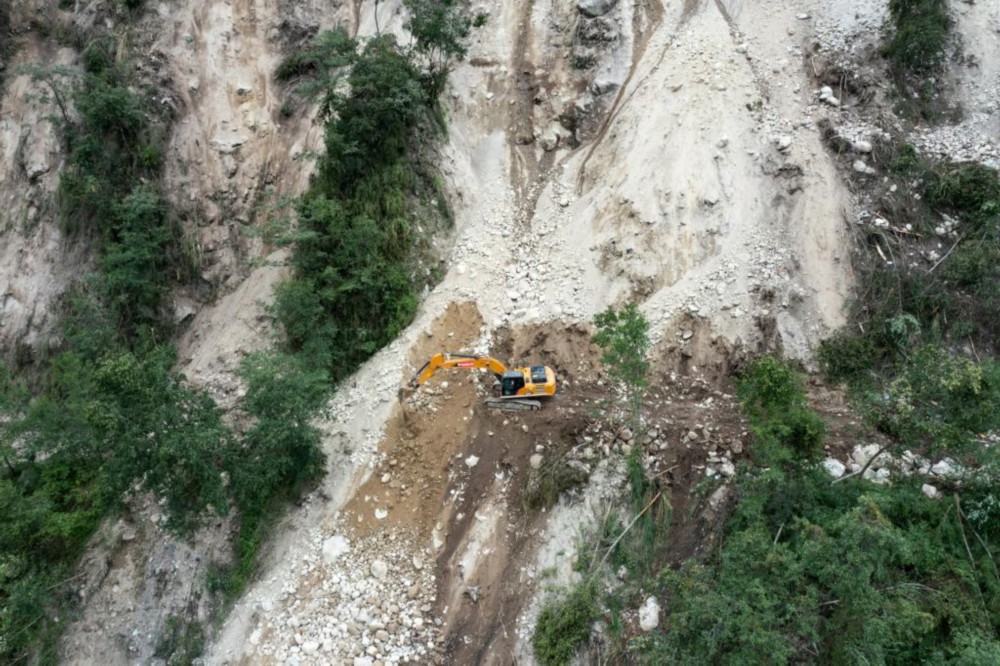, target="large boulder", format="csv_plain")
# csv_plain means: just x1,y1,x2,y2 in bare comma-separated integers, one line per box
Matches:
638,596,660,631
